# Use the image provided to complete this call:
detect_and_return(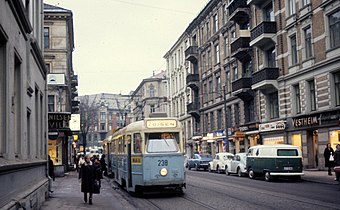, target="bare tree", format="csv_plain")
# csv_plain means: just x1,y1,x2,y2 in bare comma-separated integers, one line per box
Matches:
79,95,97,153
